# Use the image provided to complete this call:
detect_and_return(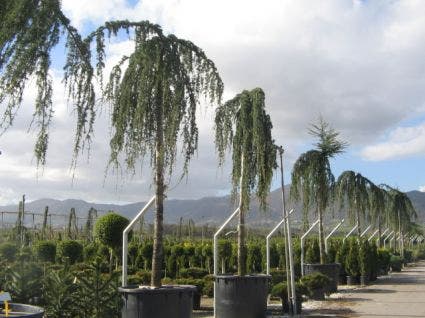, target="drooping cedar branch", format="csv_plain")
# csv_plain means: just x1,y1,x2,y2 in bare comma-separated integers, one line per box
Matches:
0,0,91,166
215,88,276,275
